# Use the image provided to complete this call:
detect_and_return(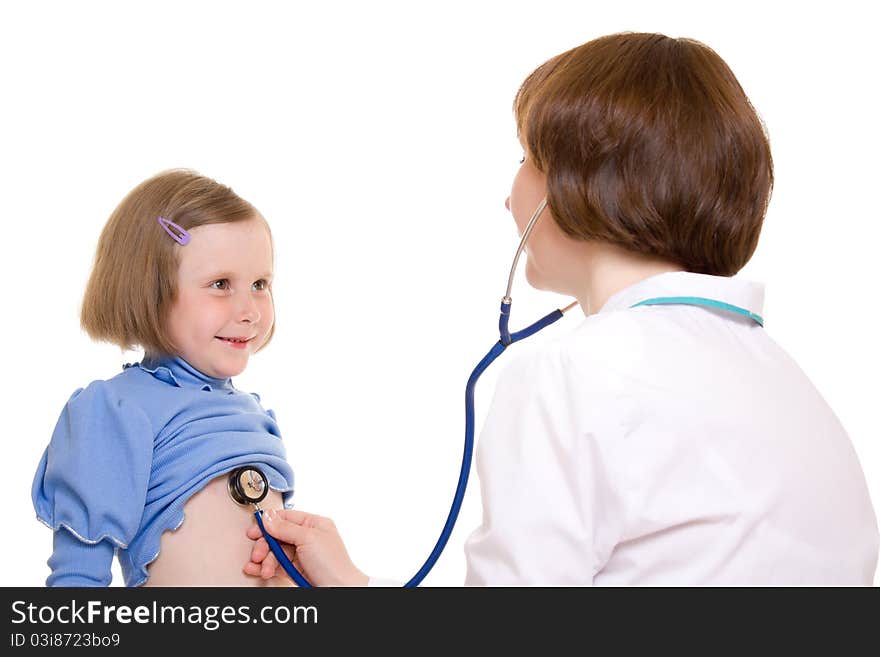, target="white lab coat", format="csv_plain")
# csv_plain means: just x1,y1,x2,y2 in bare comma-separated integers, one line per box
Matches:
463,271,878,585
